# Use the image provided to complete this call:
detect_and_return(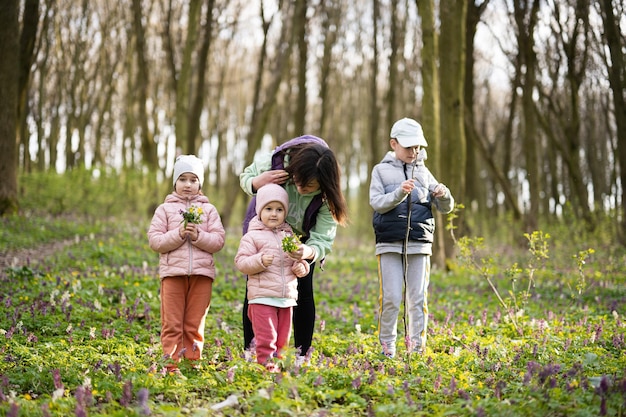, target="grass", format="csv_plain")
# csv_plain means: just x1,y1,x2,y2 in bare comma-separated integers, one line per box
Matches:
1,171,625,416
